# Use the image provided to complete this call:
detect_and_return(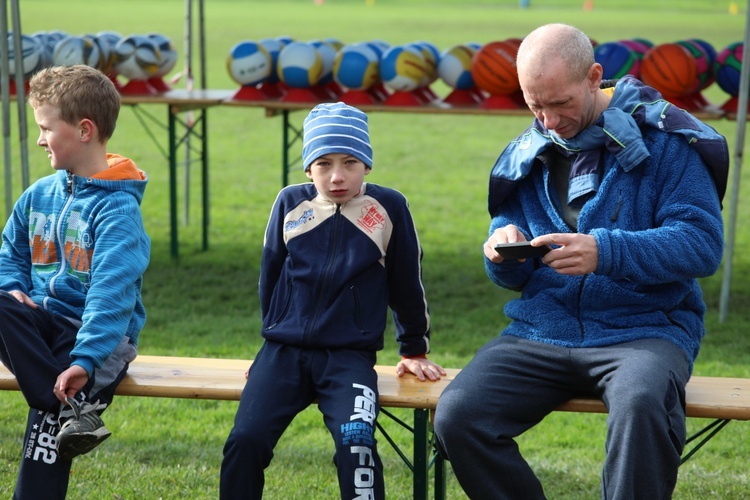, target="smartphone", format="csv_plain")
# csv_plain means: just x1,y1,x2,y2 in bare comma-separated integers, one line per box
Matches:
494,242,550,260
